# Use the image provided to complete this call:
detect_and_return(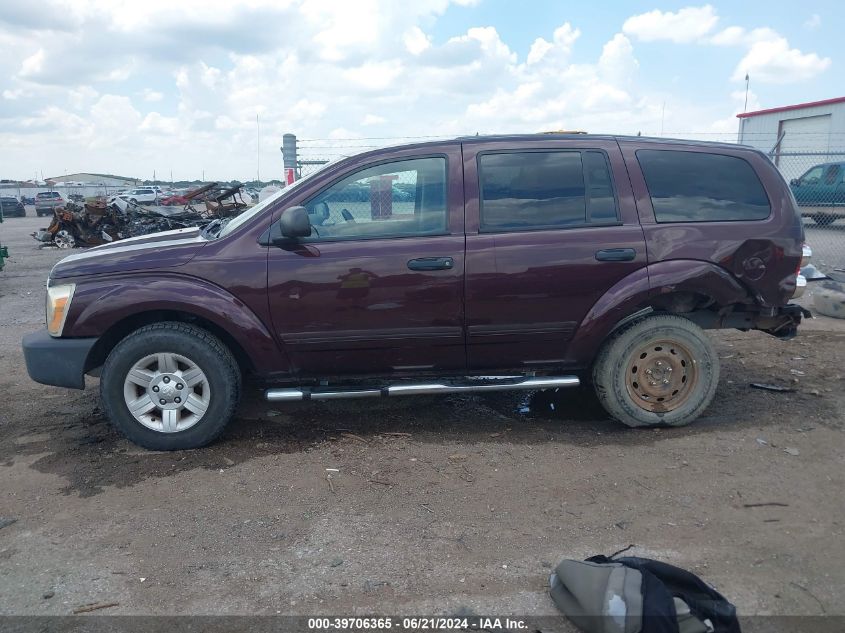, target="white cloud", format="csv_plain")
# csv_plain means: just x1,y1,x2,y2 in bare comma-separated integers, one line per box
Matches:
343,60,404,91
804,14,821,30
622,5,830,86
141,88,163,102
0,0,835,180
732,37,831,83
404,26,431,55
140,112,179,135
598,34,638,85
526,23,580,65
362,114,386,126
19,48,45,76
623,5,719,43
